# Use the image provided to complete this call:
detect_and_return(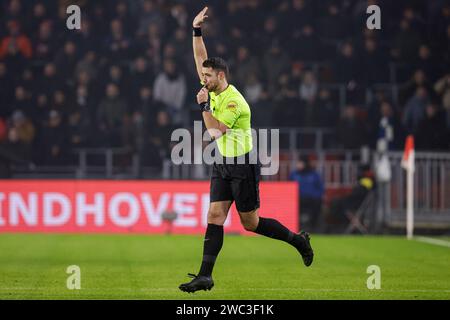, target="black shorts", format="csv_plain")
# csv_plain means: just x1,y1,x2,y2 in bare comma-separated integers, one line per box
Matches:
210,158,261,212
